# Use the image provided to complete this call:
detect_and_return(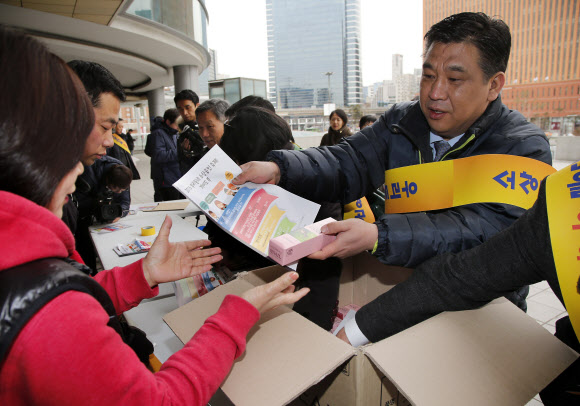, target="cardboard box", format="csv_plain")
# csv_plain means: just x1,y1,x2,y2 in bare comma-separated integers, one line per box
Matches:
164,253,578,406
